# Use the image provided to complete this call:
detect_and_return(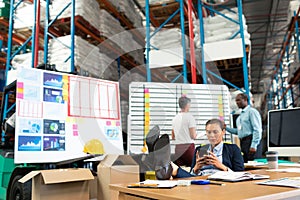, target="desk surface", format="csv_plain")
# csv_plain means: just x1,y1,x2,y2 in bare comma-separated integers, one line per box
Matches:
110,169,300,200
